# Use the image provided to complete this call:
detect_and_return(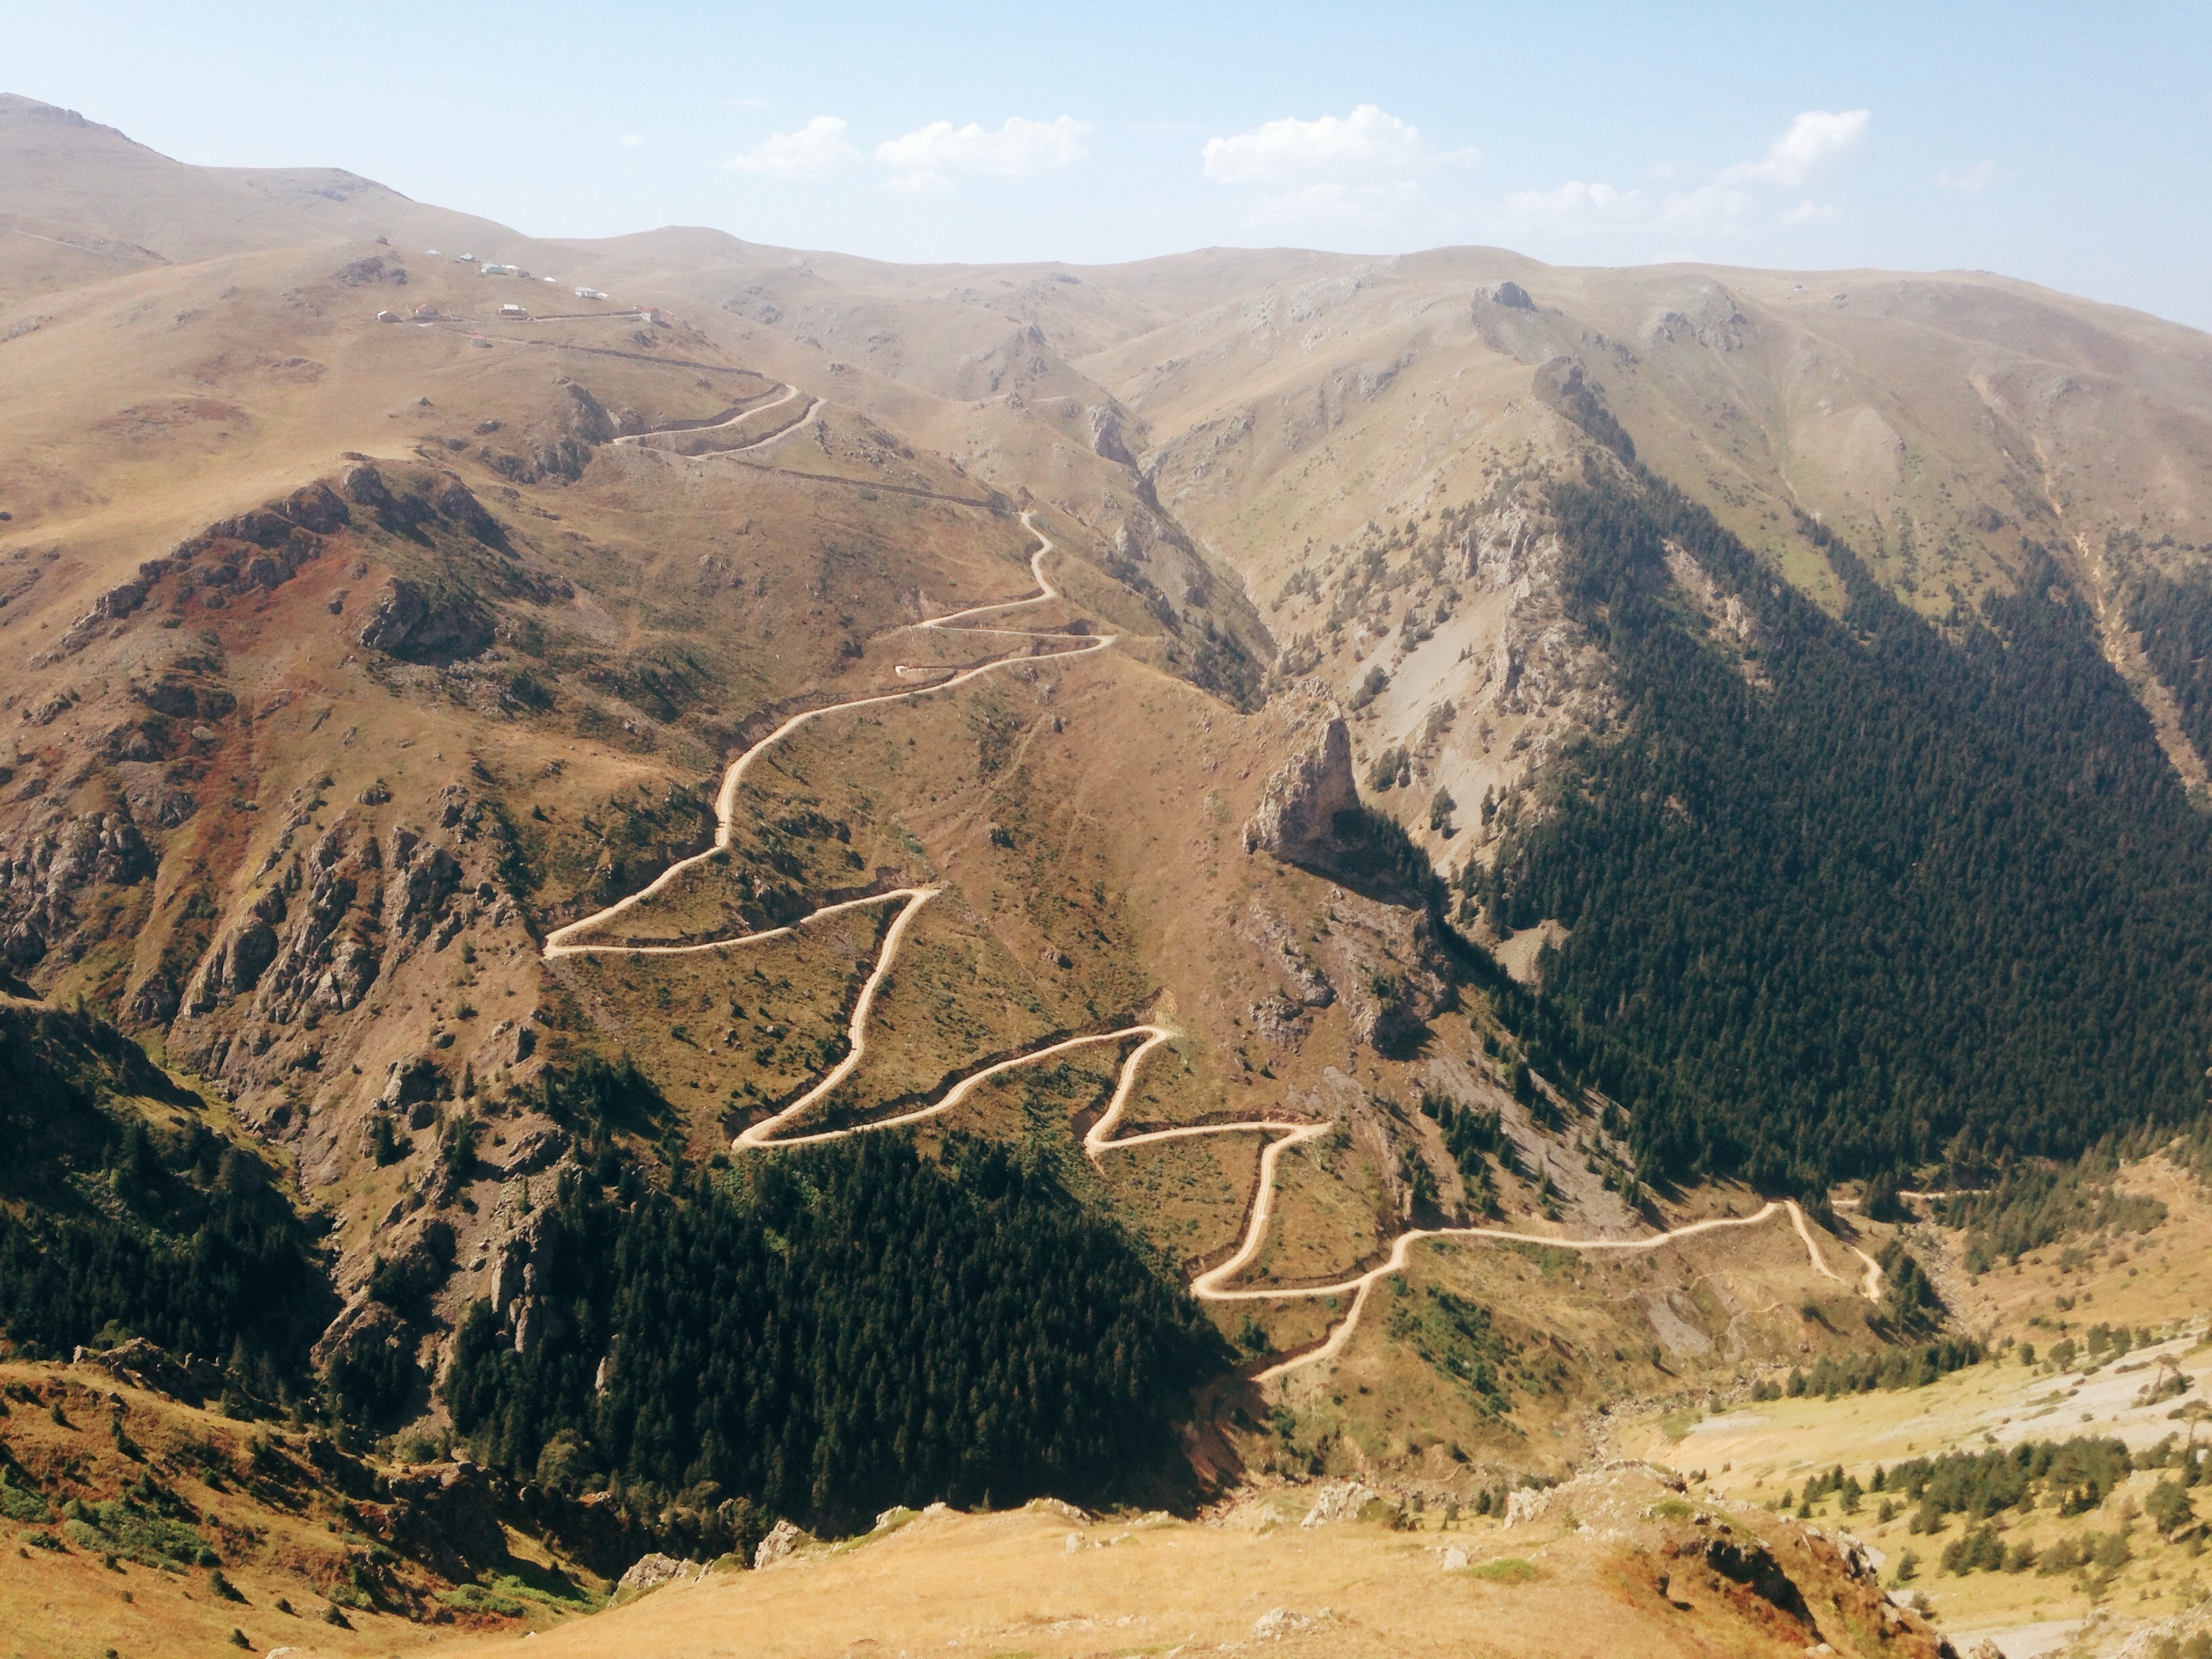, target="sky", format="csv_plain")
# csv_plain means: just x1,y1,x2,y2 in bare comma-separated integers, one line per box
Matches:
13,0,2212,330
